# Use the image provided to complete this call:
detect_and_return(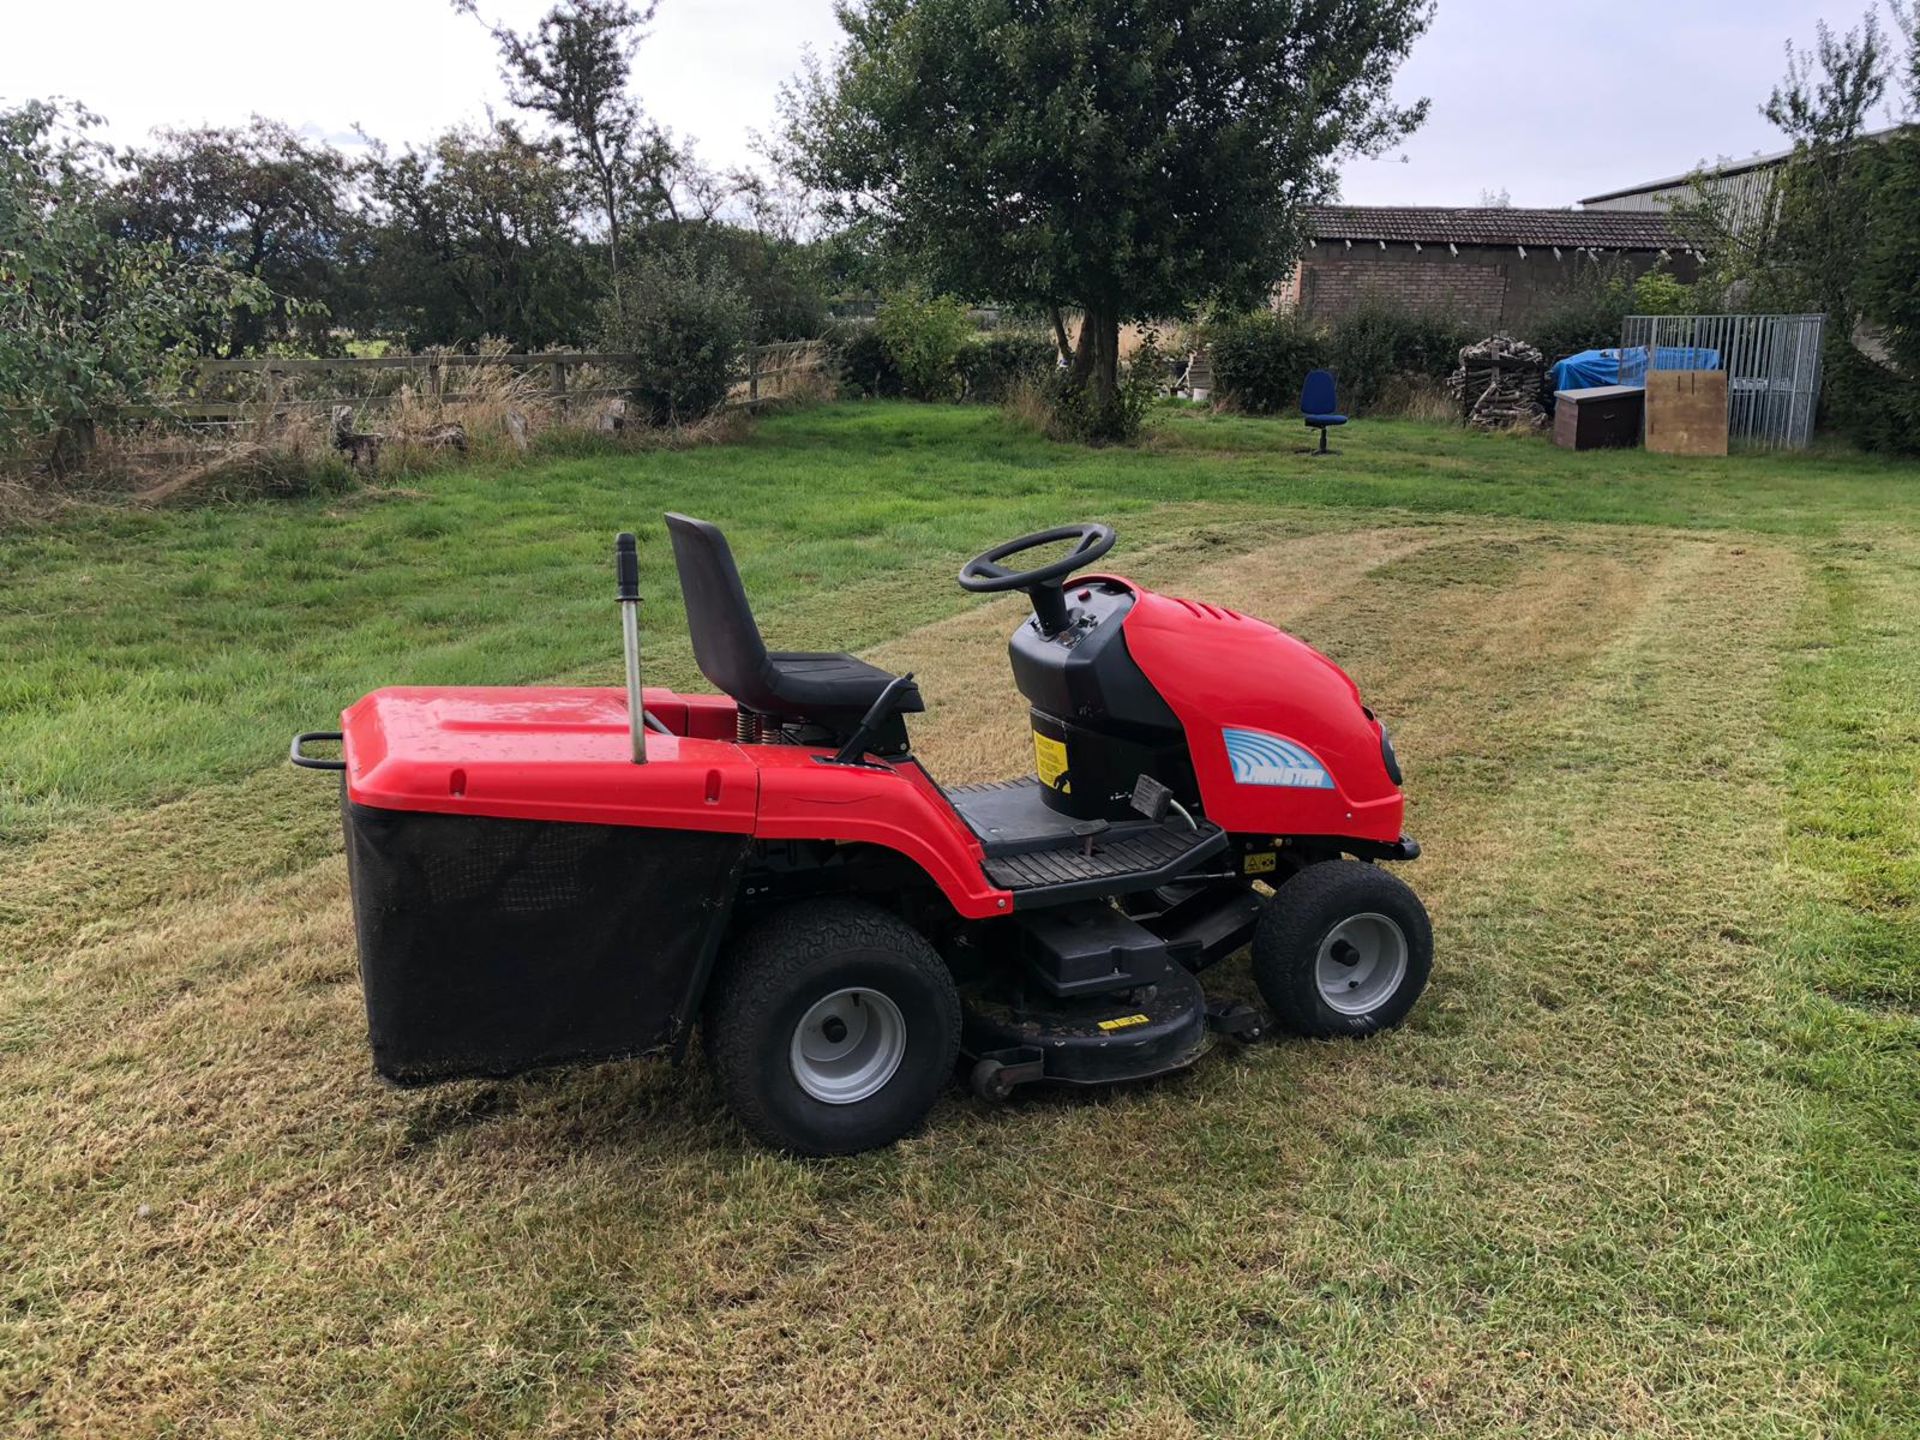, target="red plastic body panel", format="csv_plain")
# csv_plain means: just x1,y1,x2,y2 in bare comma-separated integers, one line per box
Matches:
751,750,1007,918
1111,579,1405,843
340,686,1013,919
343,687,759,833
